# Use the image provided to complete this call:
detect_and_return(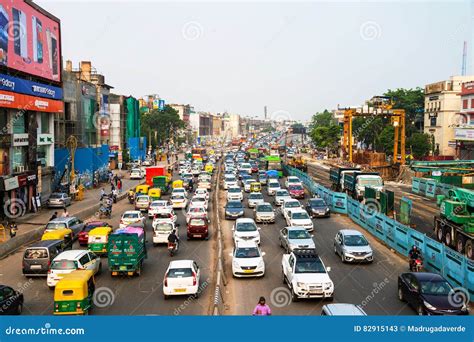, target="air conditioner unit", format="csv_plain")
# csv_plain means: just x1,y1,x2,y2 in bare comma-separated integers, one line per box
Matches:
16,165,25,173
